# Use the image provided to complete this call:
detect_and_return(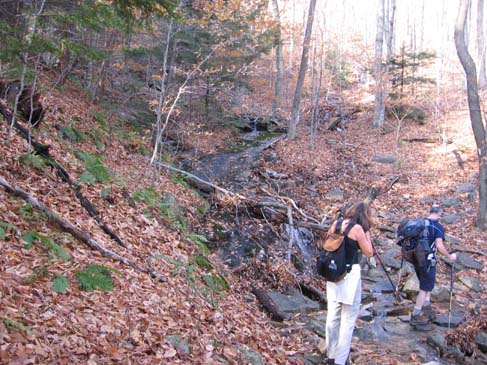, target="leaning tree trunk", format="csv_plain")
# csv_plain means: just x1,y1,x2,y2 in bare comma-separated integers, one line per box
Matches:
287,0,317,140
373,0,385,128
270,0,283,120
455,0,487,229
